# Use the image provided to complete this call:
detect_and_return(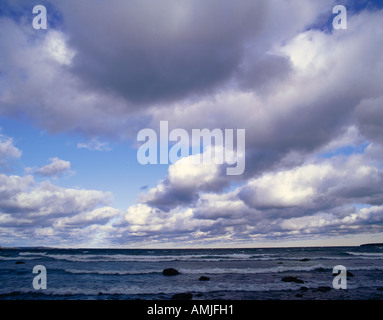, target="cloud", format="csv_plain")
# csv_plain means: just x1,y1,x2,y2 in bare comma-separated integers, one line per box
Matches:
0,17,144,138
239,154,383,211
0,177,111,221
0,134,21,159
149,8,383,181
35,157,72,177
140,150,232,211
279,205,383,237
58,0,334,105
0,0,334,138
0,133,22,168
115,204,214,242
77,139,111,151
1,1,383,247
0,174,34,199
356,96,383,144
117,143,383,245
0,170,117,246
53,207,121,228
56,0,266,105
